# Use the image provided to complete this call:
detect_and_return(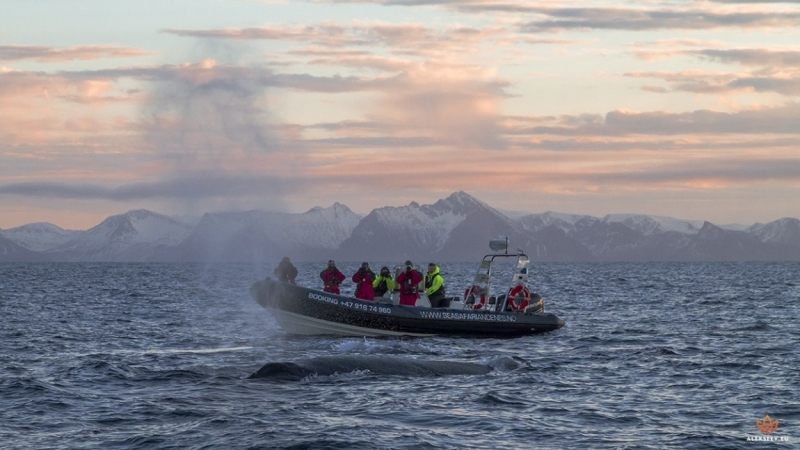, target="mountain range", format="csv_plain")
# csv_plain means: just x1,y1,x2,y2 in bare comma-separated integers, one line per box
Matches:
1,191,798,262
